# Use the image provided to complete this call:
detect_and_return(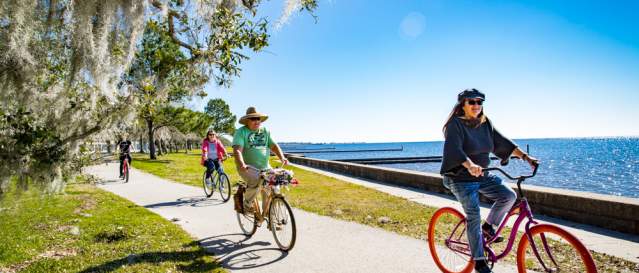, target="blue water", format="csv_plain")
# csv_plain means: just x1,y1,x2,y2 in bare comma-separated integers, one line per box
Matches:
281,138,639,198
